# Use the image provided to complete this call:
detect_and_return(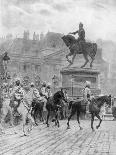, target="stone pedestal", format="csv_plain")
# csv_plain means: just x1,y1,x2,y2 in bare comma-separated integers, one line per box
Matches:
60,67,101,97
